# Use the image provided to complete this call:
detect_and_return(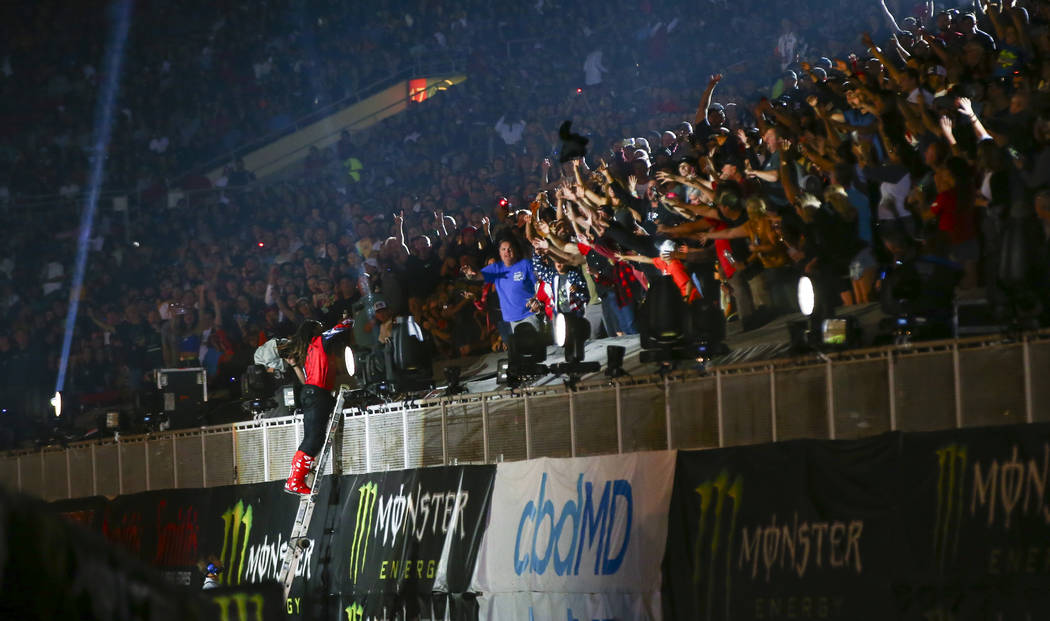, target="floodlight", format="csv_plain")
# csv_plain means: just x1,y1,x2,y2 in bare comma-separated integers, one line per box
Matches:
797,276,815,317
